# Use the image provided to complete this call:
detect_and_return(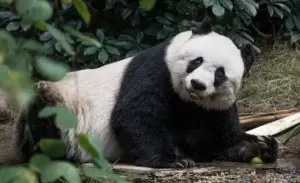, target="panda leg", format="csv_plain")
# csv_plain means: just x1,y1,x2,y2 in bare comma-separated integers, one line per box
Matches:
111,112,195,168
220,133,278,163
